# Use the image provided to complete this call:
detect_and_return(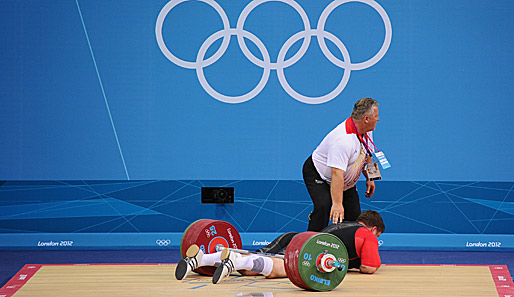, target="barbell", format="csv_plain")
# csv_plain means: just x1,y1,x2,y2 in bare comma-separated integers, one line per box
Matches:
214,244,347,272
179,219,349,291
